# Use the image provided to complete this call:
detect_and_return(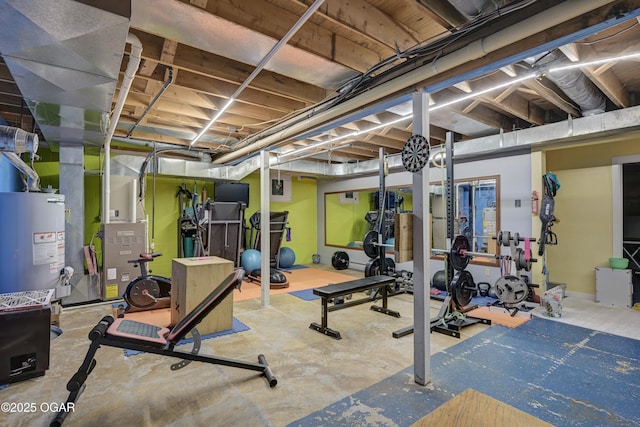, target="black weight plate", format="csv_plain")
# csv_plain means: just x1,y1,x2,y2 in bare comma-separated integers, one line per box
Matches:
331,251,349,270
385,257,395,274
364,257,395,277
401,135,430,173
450,235,471,271
450,270,475,308
364,258,378,277
126,278,161,308
363,230,379,258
